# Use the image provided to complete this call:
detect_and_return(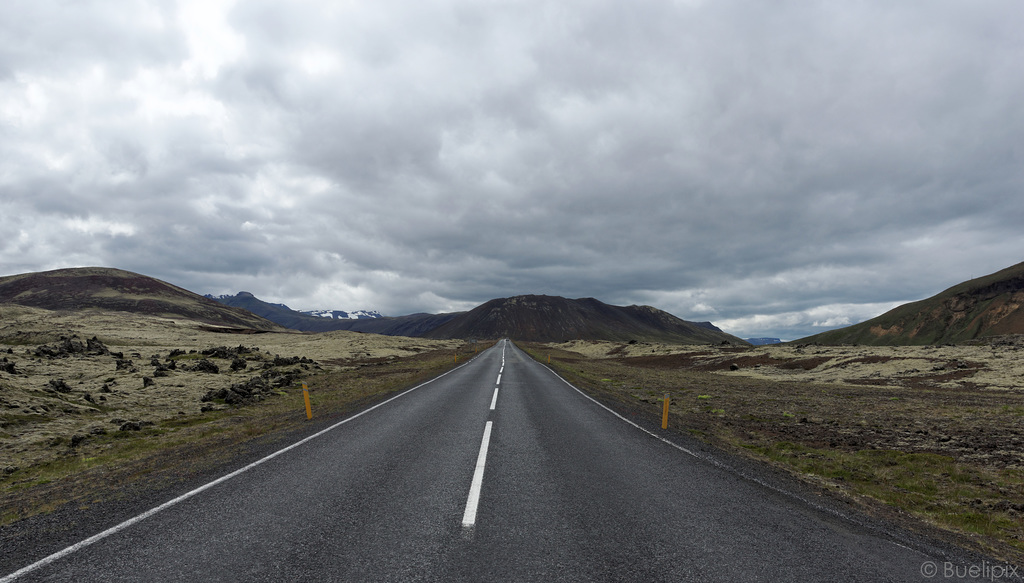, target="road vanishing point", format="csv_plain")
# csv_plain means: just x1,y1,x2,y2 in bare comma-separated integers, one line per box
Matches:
1,341,999,582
